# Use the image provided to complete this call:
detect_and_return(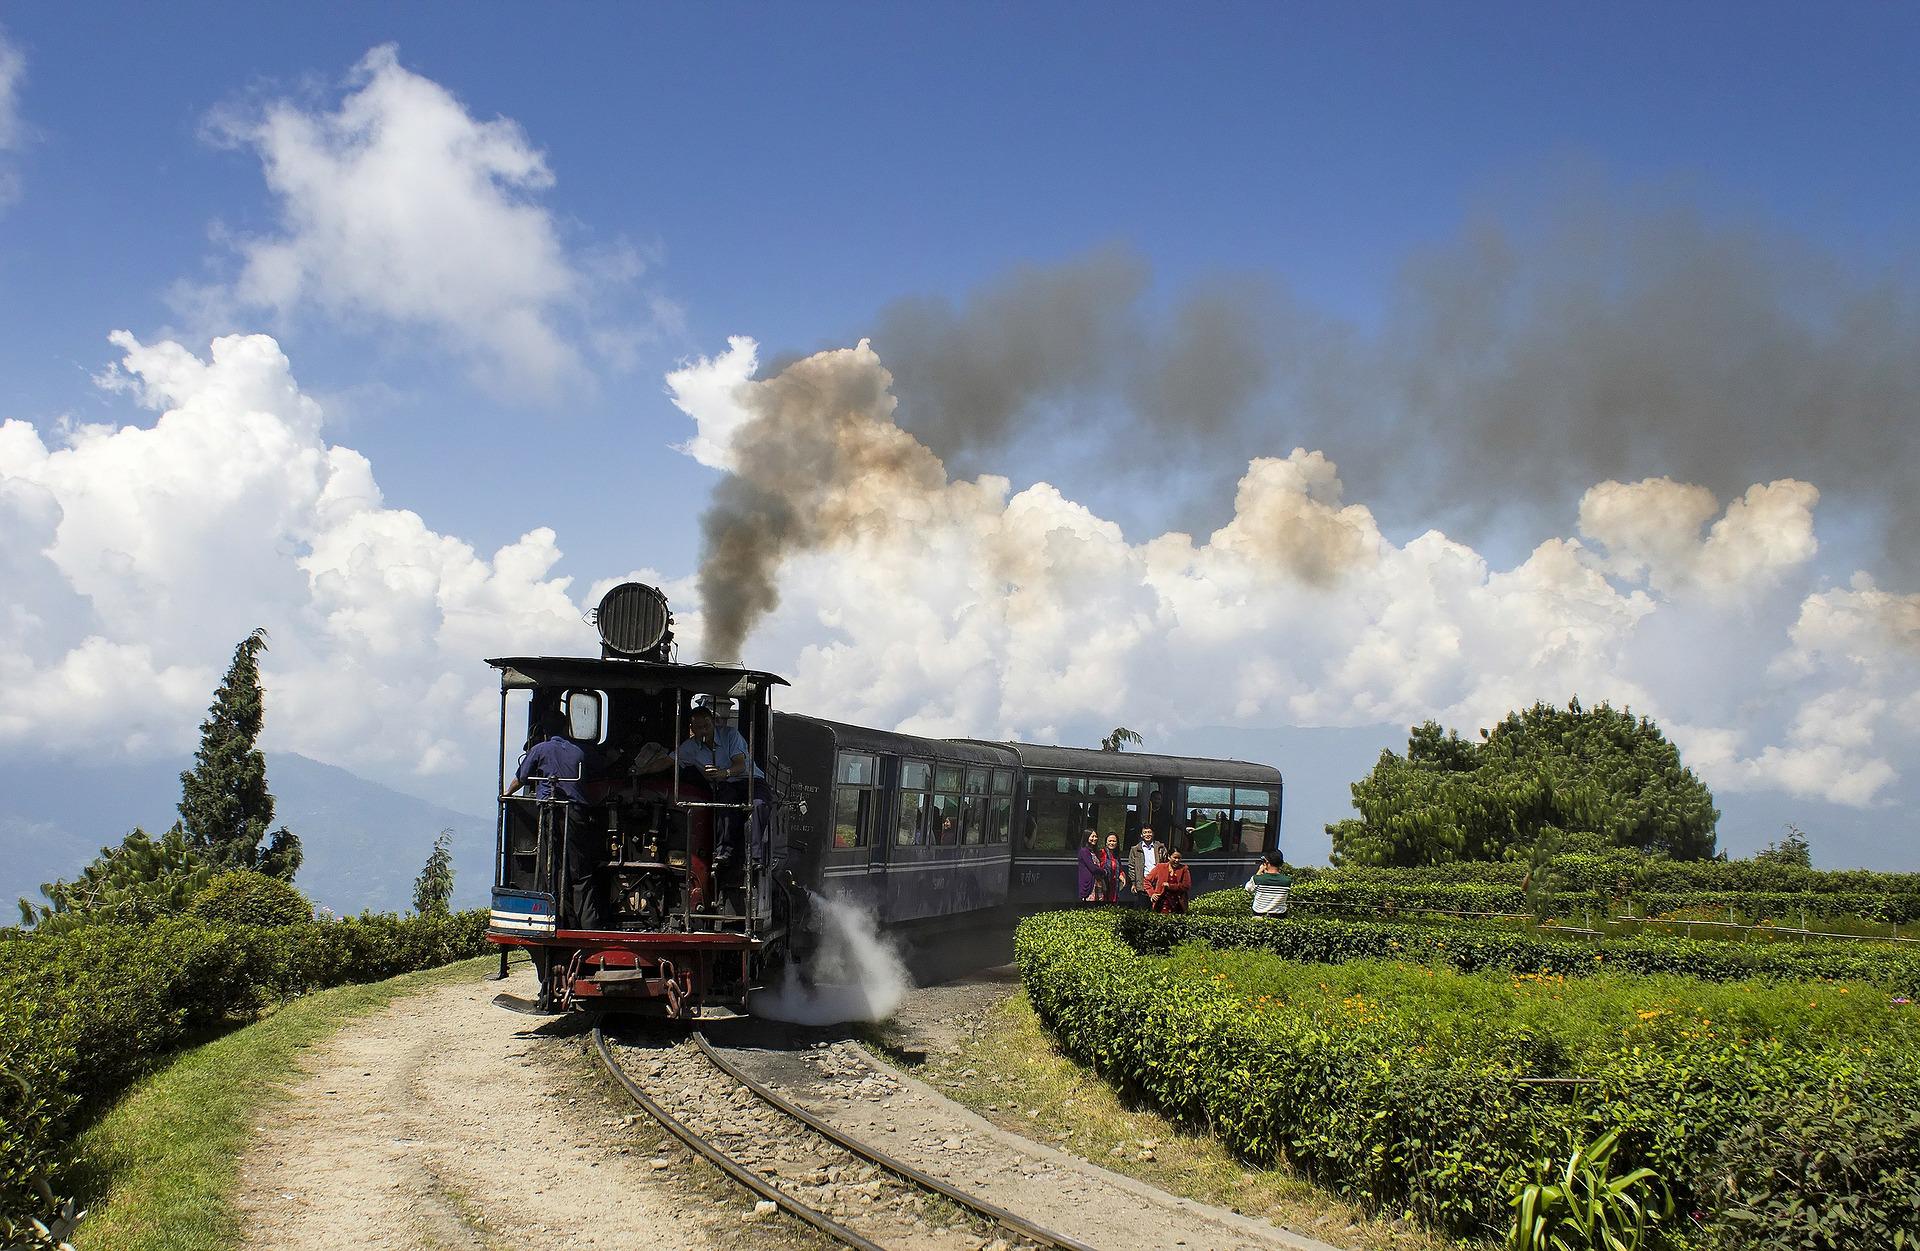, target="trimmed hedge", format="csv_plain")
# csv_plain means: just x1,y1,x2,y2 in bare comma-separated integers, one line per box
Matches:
1280,856,1920,924
0,910,486,1235
1016,907,1920,1243
1163,902,1920,996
